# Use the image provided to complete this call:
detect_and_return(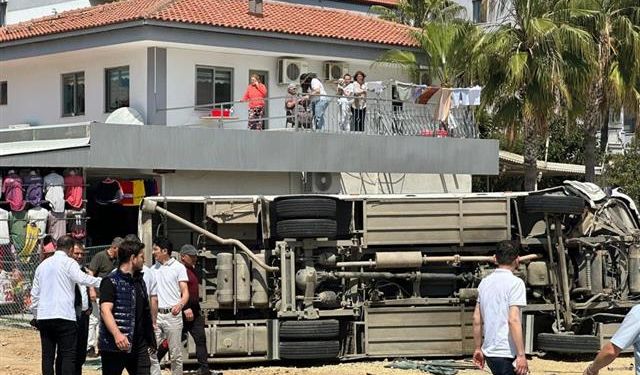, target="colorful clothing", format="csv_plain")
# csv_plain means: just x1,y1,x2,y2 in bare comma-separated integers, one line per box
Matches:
2,174,25,212
64,174,84,209
248,106,265,130
241,83,267,109
44,172,65,213
24,173,44,207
